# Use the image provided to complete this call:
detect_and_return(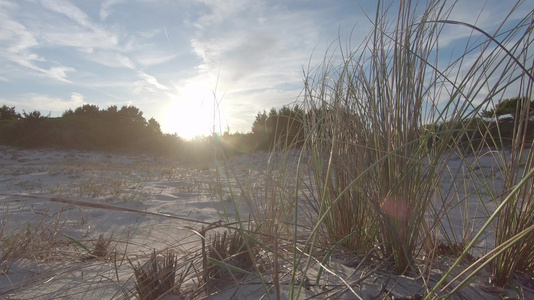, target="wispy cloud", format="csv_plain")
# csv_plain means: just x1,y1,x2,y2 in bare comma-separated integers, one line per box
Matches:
0,1,74,82
99,0,125,21
41,0,92,27
134,53,178,67
436,1,528,48
135,71,168,93
0,92,86,113
39,0,121,52
183,0,357,128
1,0,171,91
